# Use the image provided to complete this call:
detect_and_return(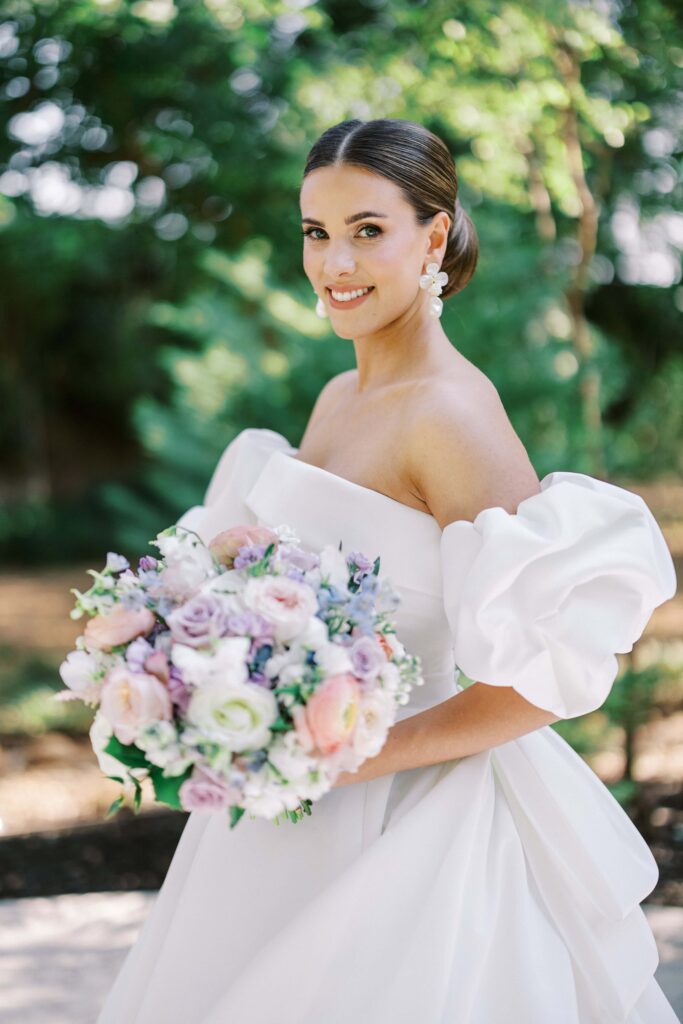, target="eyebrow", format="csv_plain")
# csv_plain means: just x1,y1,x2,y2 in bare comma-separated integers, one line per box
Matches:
301,210,389,227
